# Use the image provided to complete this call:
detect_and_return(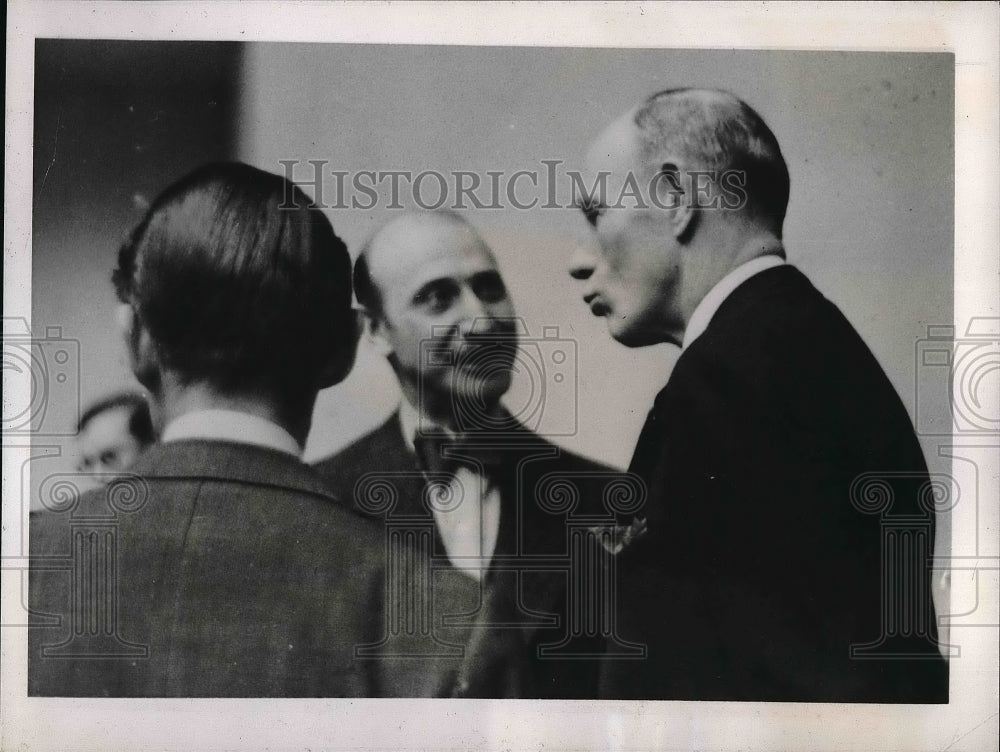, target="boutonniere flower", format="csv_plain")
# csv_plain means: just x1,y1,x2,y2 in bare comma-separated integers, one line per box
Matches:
587,516,648,555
